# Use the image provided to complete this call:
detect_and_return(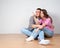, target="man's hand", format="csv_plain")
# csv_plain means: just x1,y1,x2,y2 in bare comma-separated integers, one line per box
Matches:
35,28,39,32
32,12,35,16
